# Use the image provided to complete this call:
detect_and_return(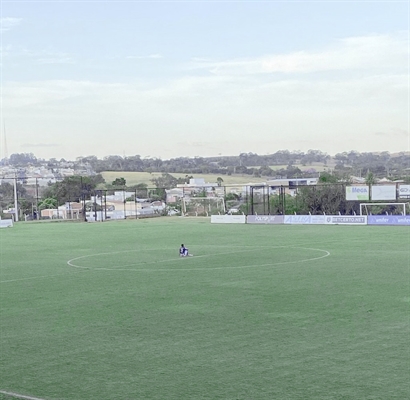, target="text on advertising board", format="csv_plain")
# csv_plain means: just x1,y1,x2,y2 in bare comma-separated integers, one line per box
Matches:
368,216,410,226
346,186,370,201
325,216,367,225
399,185,410,198
247,215,284,224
